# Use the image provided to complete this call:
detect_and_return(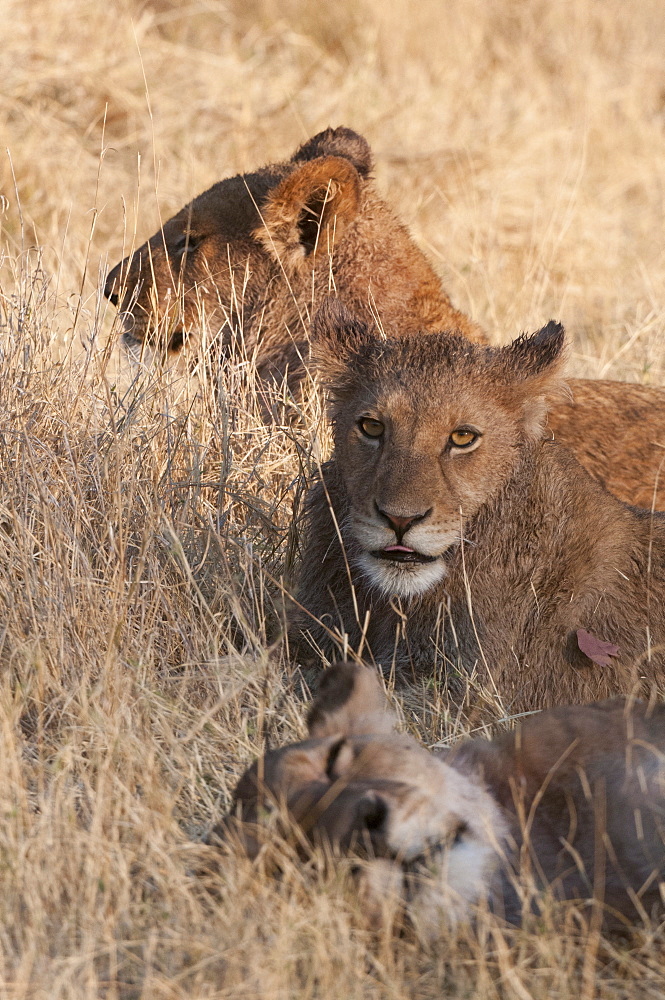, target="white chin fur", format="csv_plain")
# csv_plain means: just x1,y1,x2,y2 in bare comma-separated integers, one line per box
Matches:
406,843,498,940
357,552,448,598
